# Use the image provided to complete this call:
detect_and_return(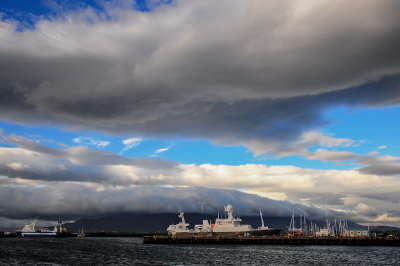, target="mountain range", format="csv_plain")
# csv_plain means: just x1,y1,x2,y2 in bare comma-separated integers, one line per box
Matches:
63,213,378,233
